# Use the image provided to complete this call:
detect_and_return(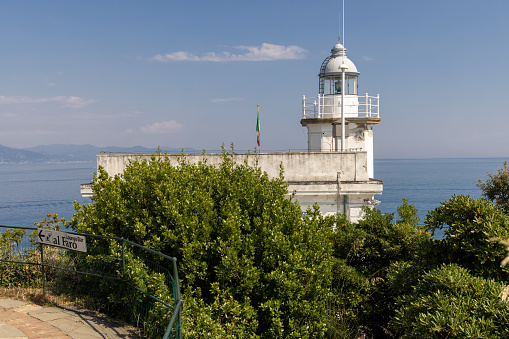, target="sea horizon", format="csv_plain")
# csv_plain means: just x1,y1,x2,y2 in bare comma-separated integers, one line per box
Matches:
0,157,507,229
